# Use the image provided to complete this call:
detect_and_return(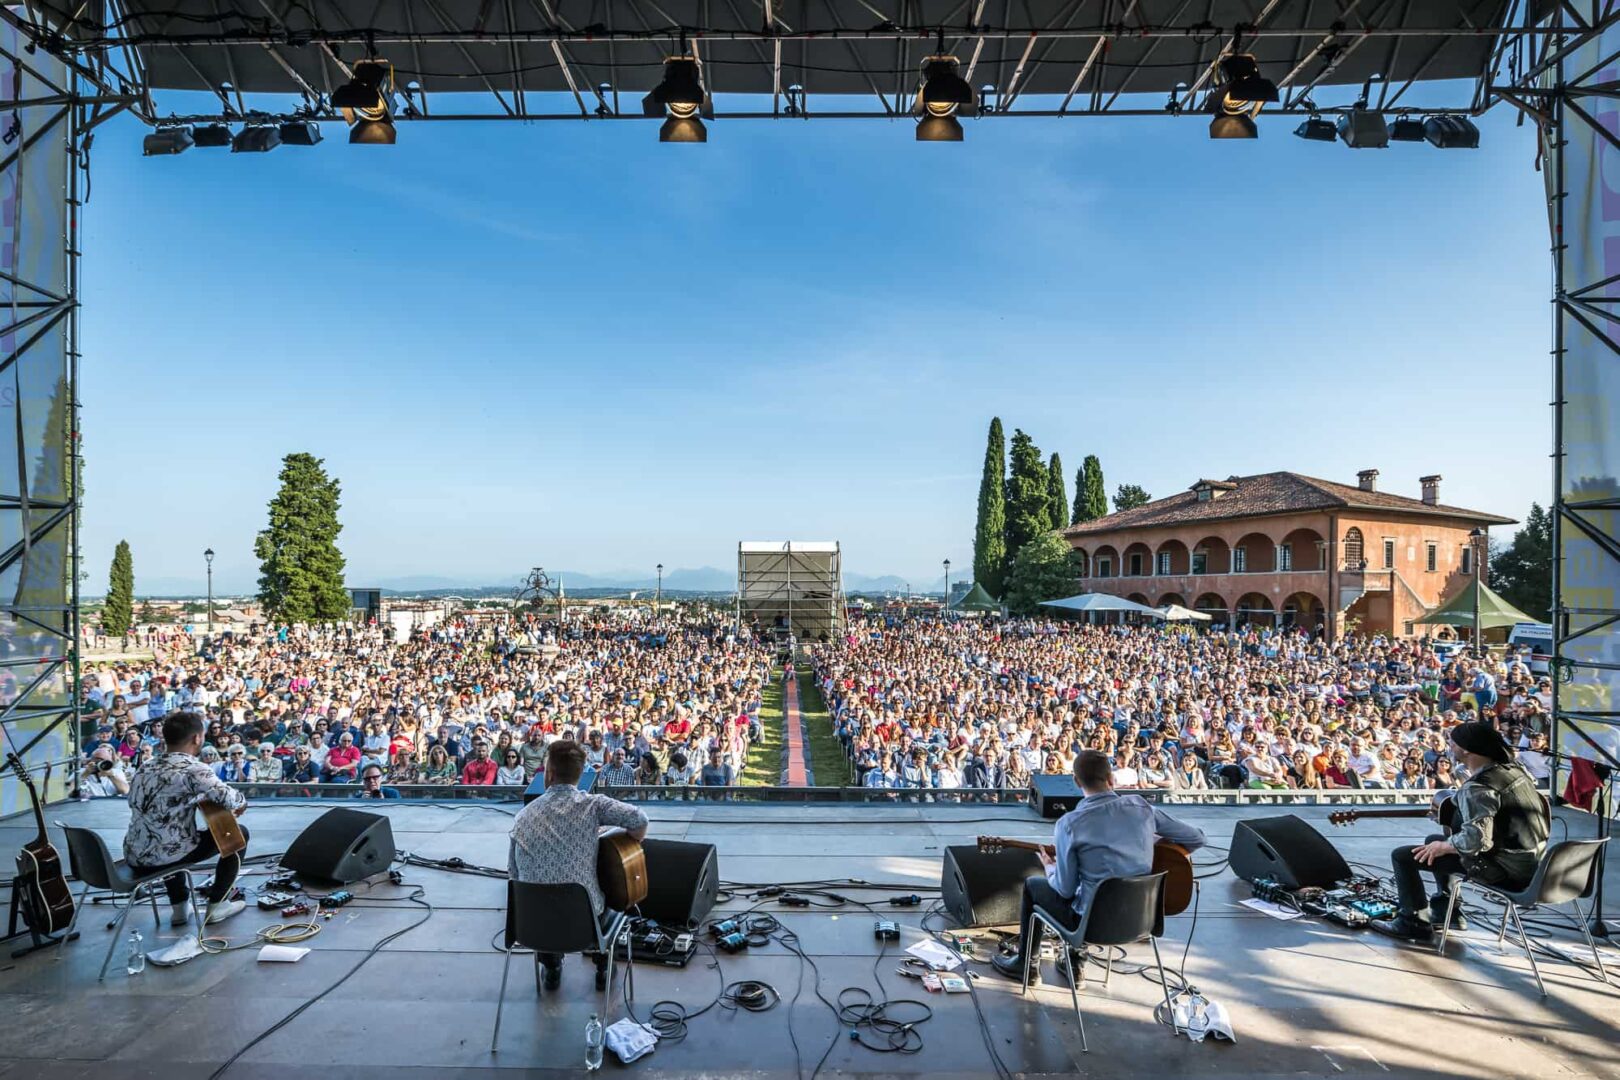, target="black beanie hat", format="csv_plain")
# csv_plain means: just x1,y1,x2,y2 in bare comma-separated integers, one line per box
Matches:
1449,720,1511,764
